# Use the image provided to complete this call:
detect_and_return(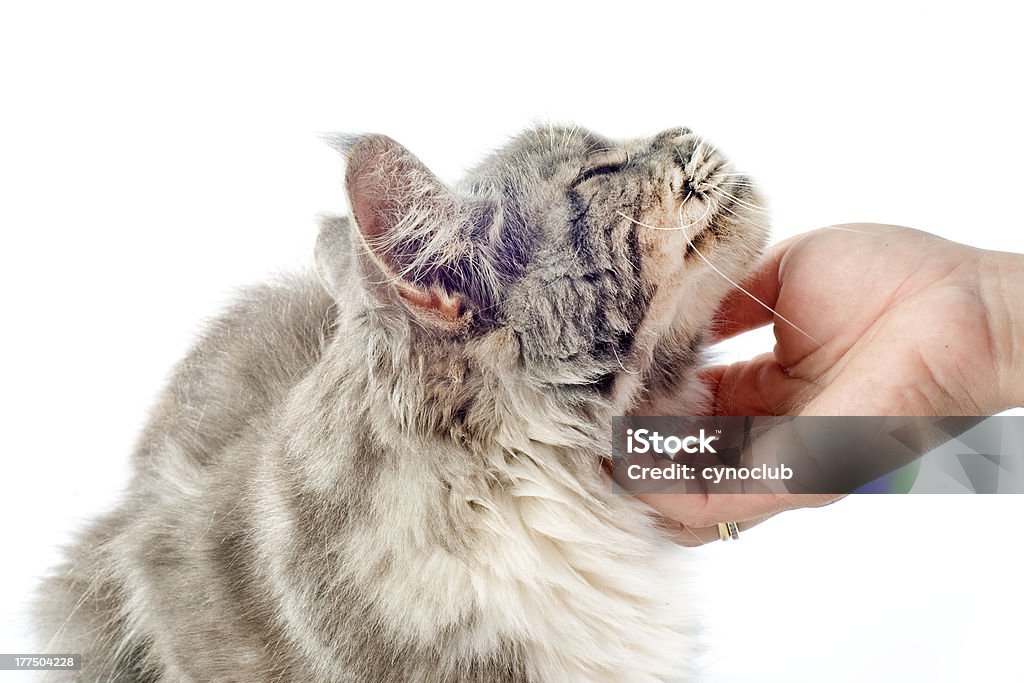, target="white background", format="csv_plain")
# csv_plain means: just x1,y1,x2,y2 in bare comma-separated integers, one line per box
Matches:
2,2,1023,681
